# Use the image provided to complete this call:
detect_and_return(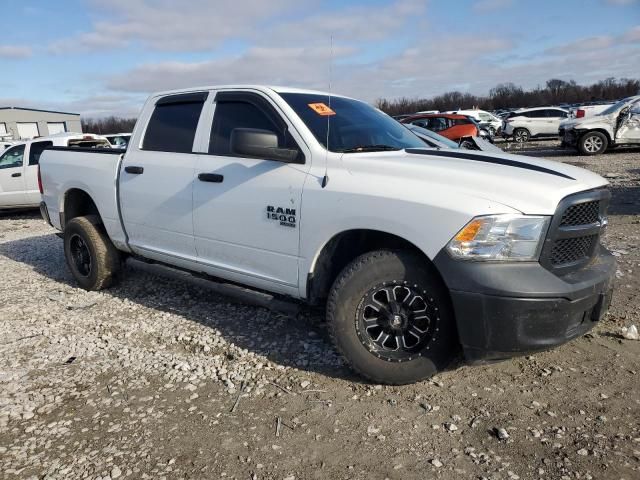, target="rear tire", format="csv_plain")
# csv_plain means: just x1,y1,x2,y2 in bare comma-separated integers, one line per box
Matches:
578,131,608,155
64,216,121,291
326,250,457,385
513,128,530,143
